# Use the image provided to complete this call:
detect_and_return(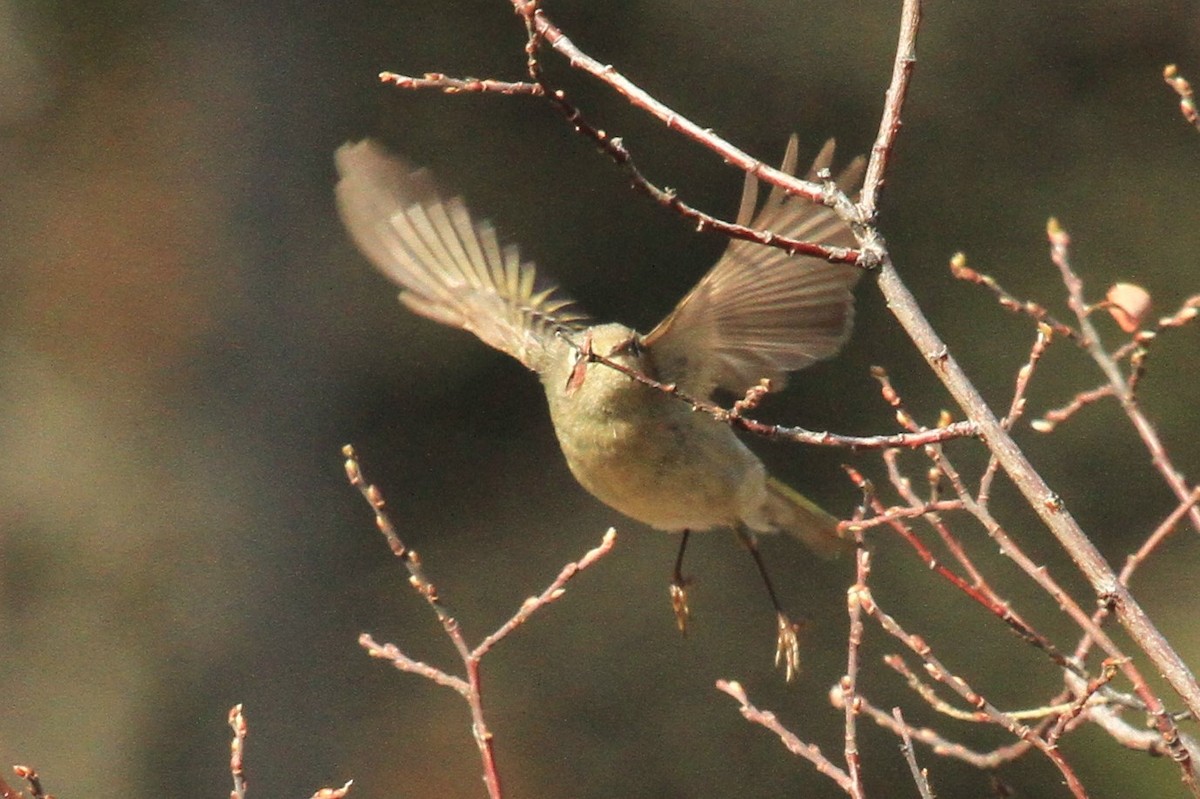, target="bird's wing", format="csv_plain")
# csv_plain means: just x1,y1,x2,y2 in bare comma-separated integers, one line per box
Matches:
643,137,865,397
335,140,588,371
